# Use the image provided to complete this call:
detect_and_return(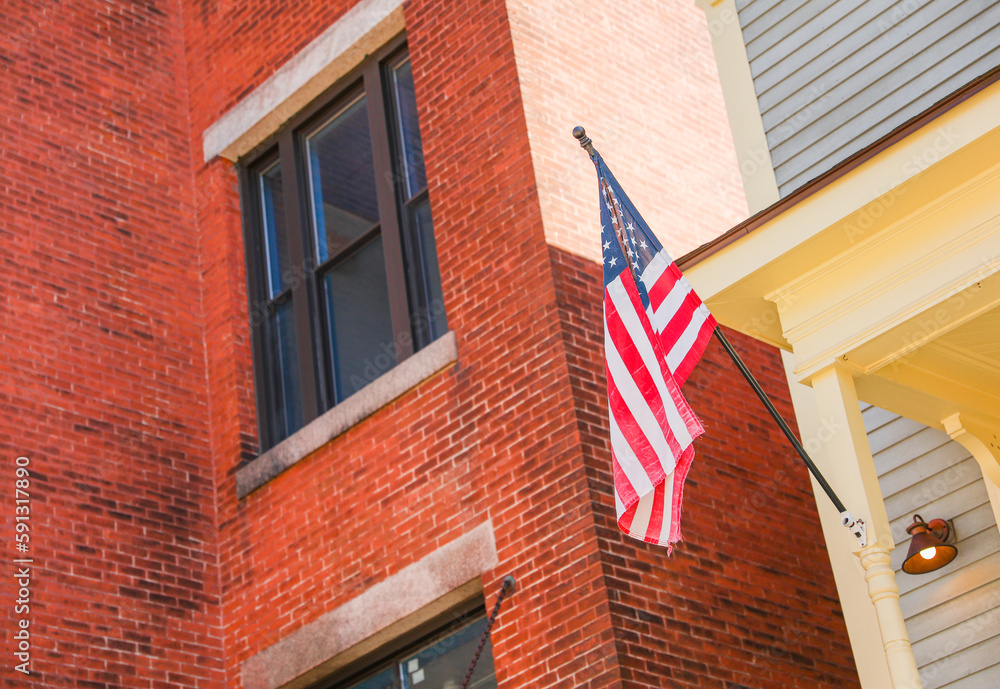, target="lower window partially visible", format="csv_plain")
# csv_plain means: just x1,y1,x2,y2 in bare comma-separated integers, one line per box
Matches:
314,610,497,689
